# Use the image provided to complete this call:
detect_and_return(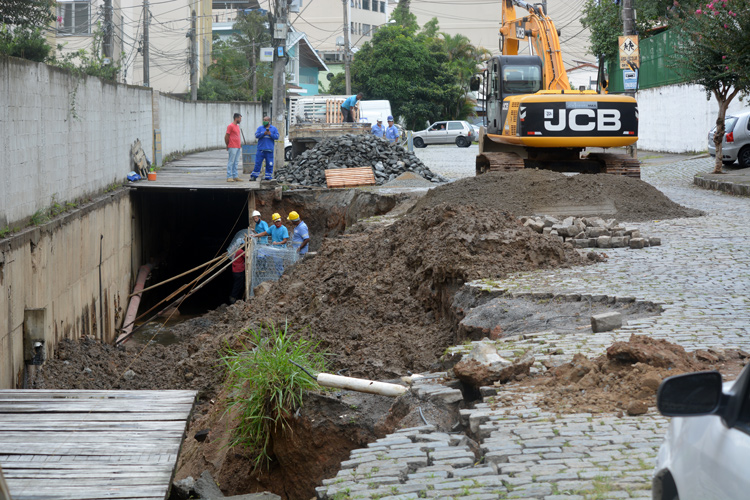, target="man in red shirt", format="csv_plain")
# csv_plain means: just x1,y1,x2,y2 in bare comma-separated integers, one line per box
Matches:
224,113,242,182
229,246,245,304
